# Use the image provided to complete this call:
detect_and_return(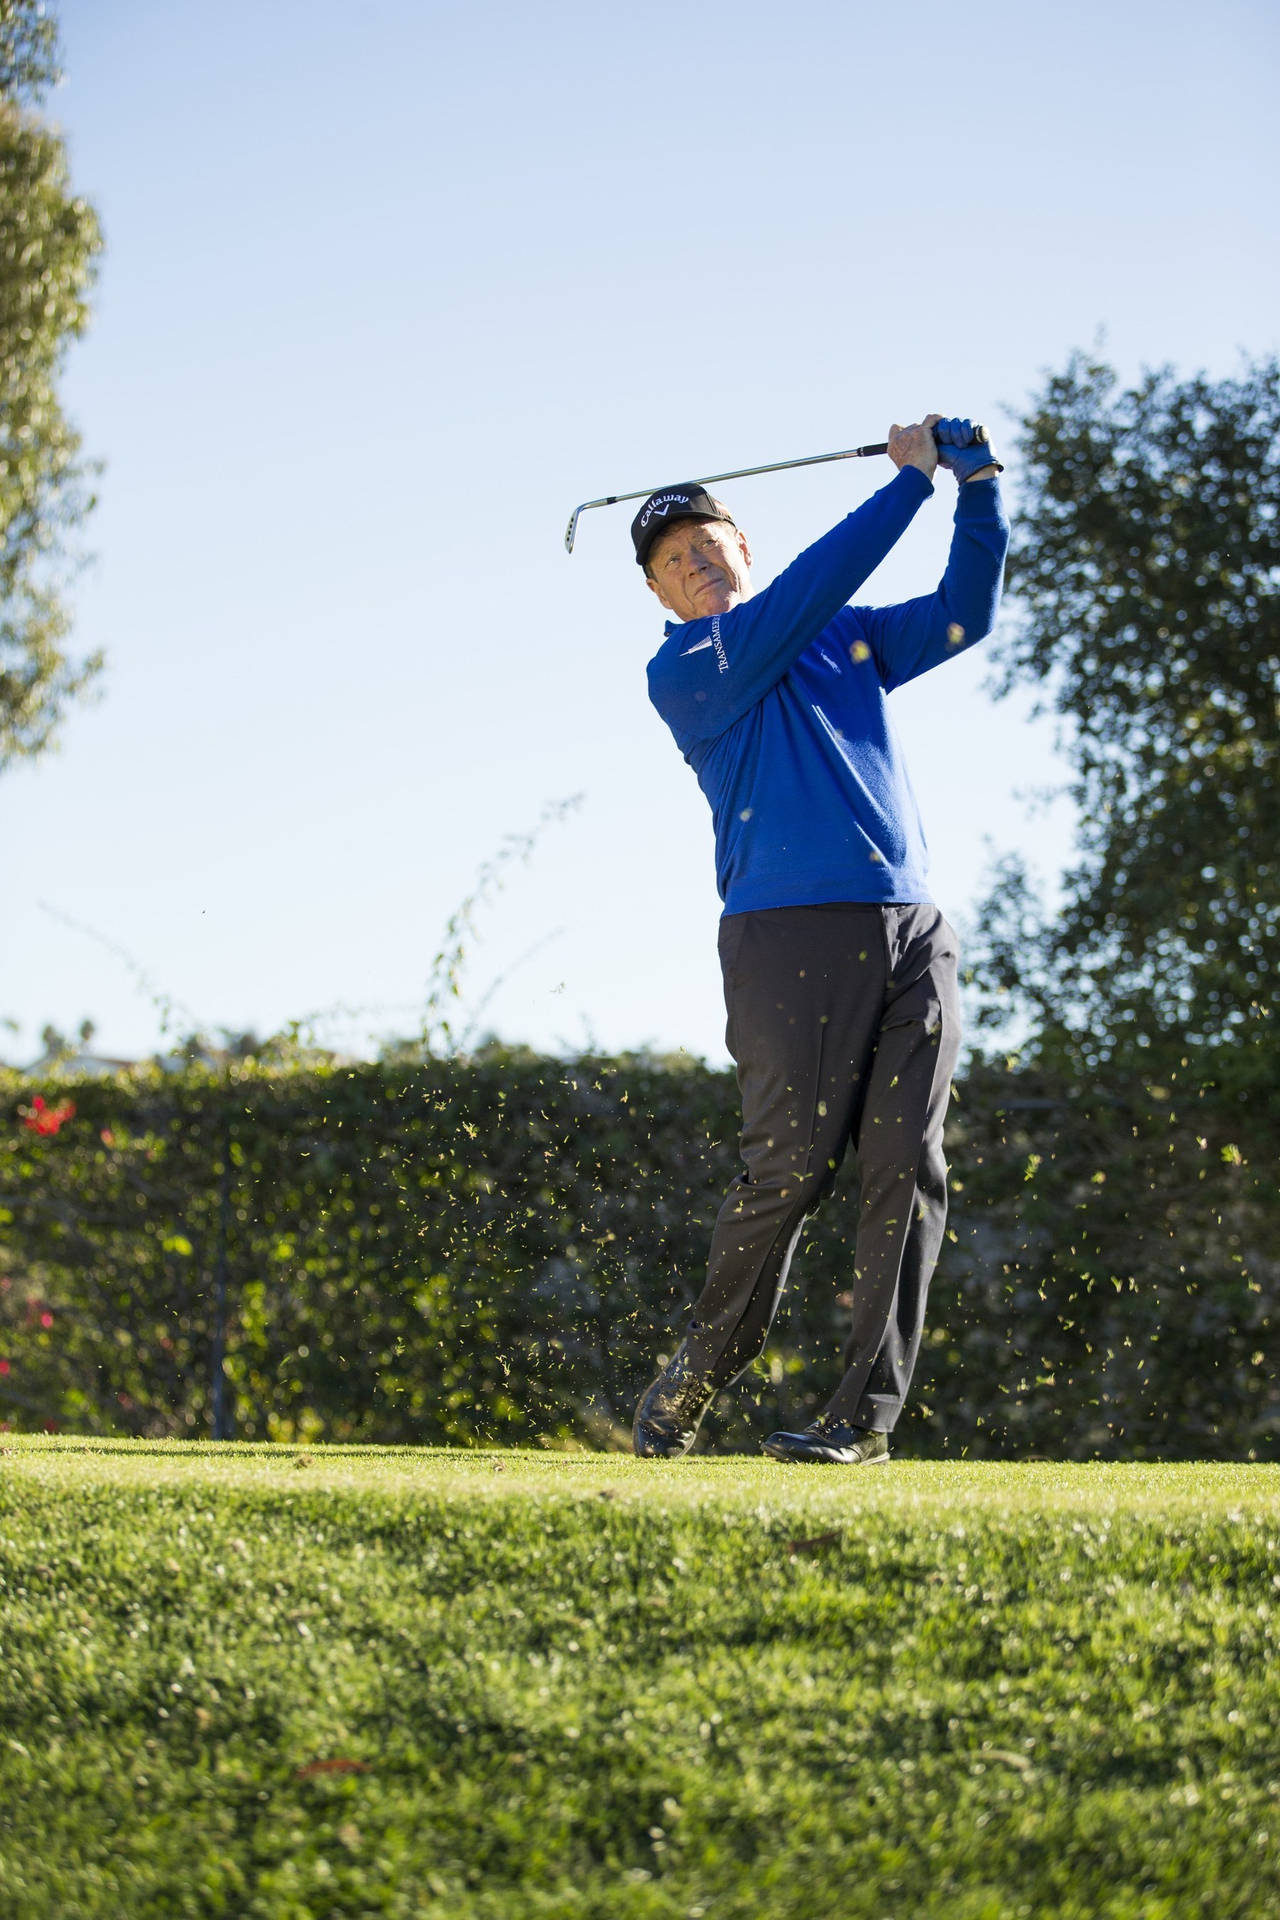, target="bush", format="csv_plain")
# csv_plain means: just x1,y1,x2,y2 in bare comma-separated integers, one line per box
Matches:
1,1049,1275,1454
